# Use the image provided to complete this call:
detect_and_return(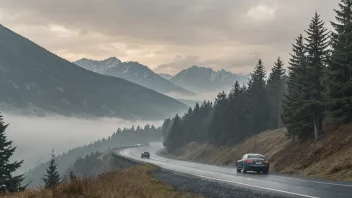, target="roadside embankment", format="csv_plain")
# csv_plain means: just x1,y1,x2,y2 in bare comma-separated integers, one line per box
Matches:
167,125,352,181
